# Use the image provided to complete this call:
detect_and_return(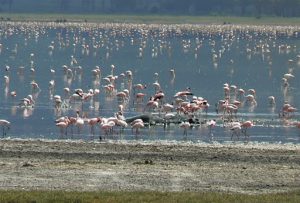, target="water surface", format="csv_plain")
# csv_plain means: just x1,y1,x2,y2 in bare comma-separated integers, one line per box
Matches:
0,22,300,144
